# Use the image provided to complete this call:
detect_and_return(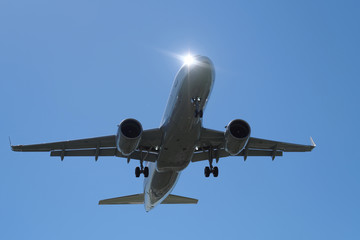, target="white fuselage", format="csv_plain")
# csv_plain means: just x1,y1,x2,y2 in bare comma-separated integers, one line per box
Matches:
143,56,215,211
